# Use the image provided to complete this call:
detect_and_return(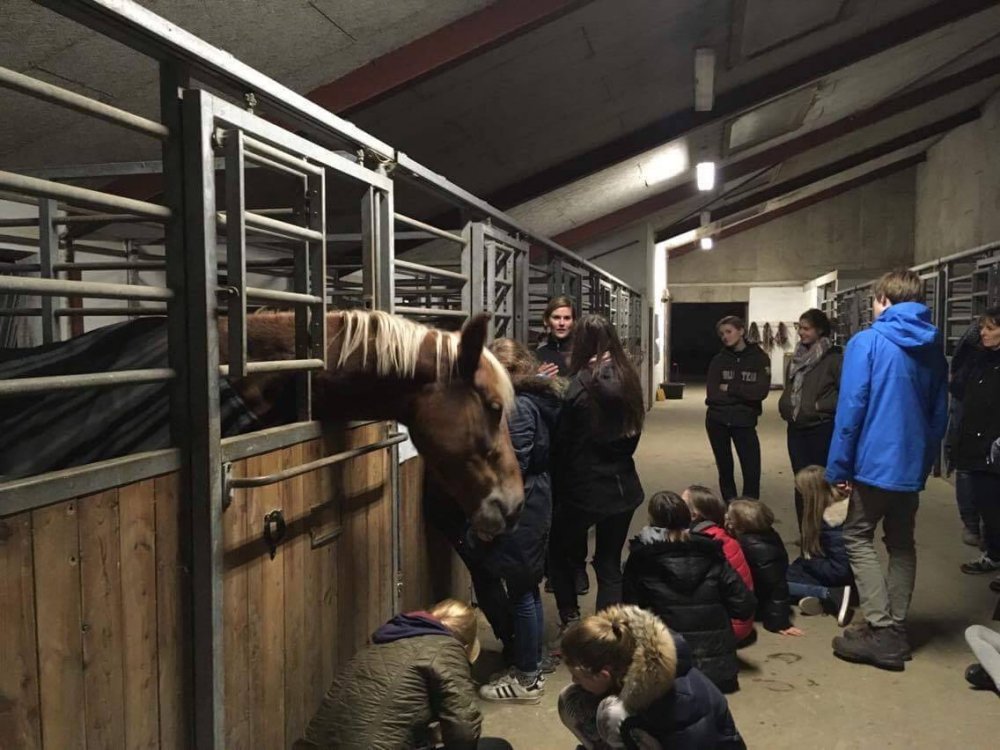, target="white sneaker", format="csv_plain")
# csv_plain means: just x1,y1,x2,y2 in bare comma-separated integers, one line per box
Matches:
478,673,545,704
